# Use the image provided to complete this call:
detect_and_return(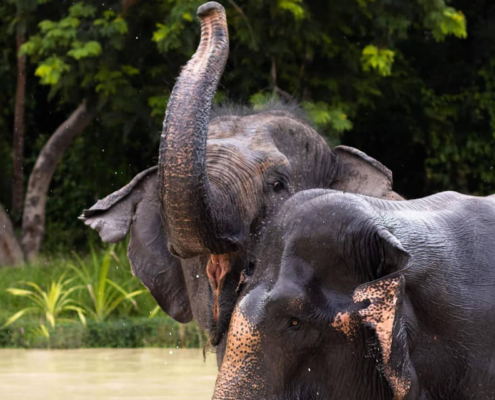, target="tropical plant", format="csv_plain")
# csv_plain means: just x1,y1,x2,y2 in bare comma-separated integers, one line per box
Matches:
3,274,86,330
69,244,145,322
148,305,162,319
